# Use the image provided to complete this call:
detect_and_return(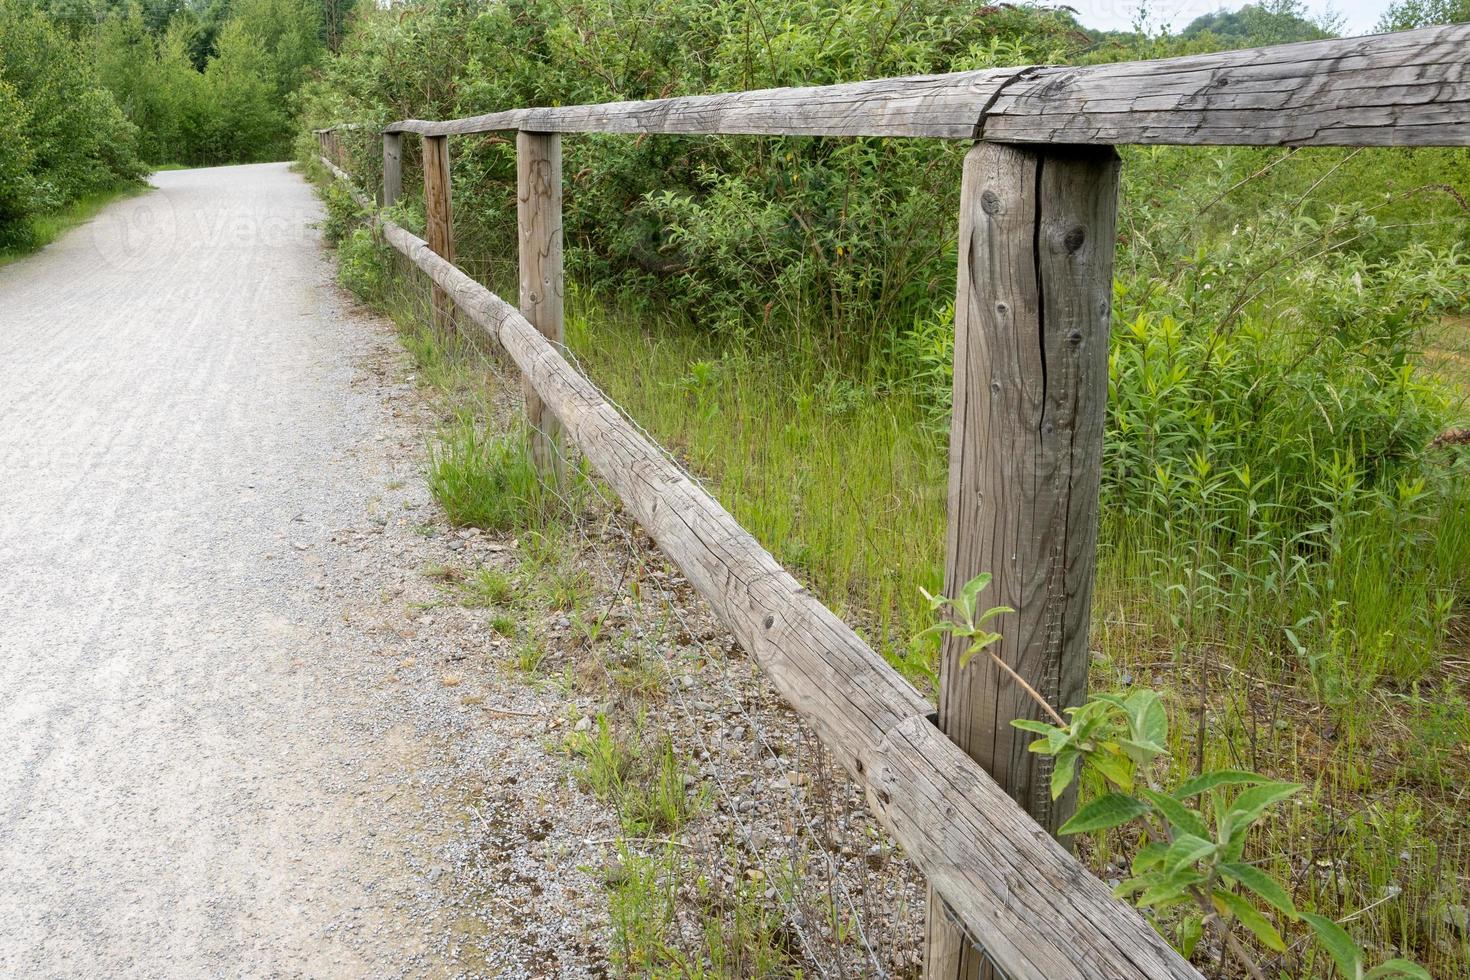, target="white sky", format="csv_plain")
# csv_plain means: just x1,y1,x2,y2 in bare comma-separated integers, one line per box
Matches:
1065,0,1393,36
